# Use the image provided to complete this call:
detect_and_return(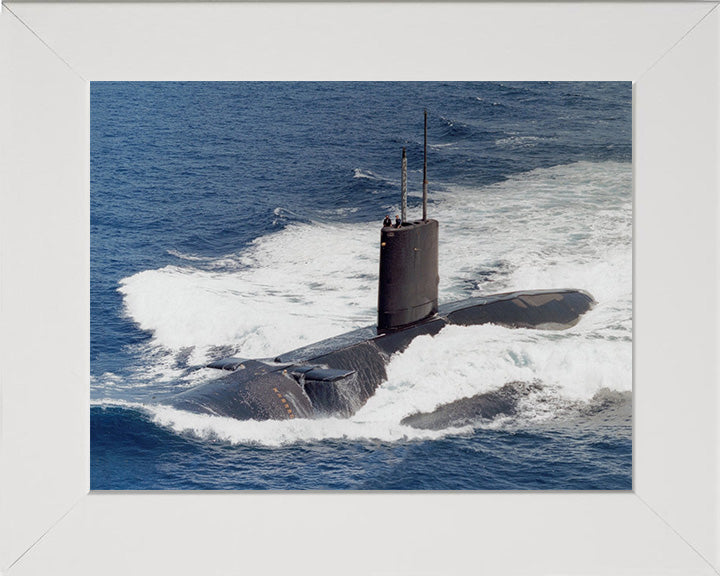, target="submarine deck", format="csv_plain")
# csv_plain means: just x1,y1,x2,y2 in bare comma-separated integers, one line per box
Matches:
273,288,594,364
